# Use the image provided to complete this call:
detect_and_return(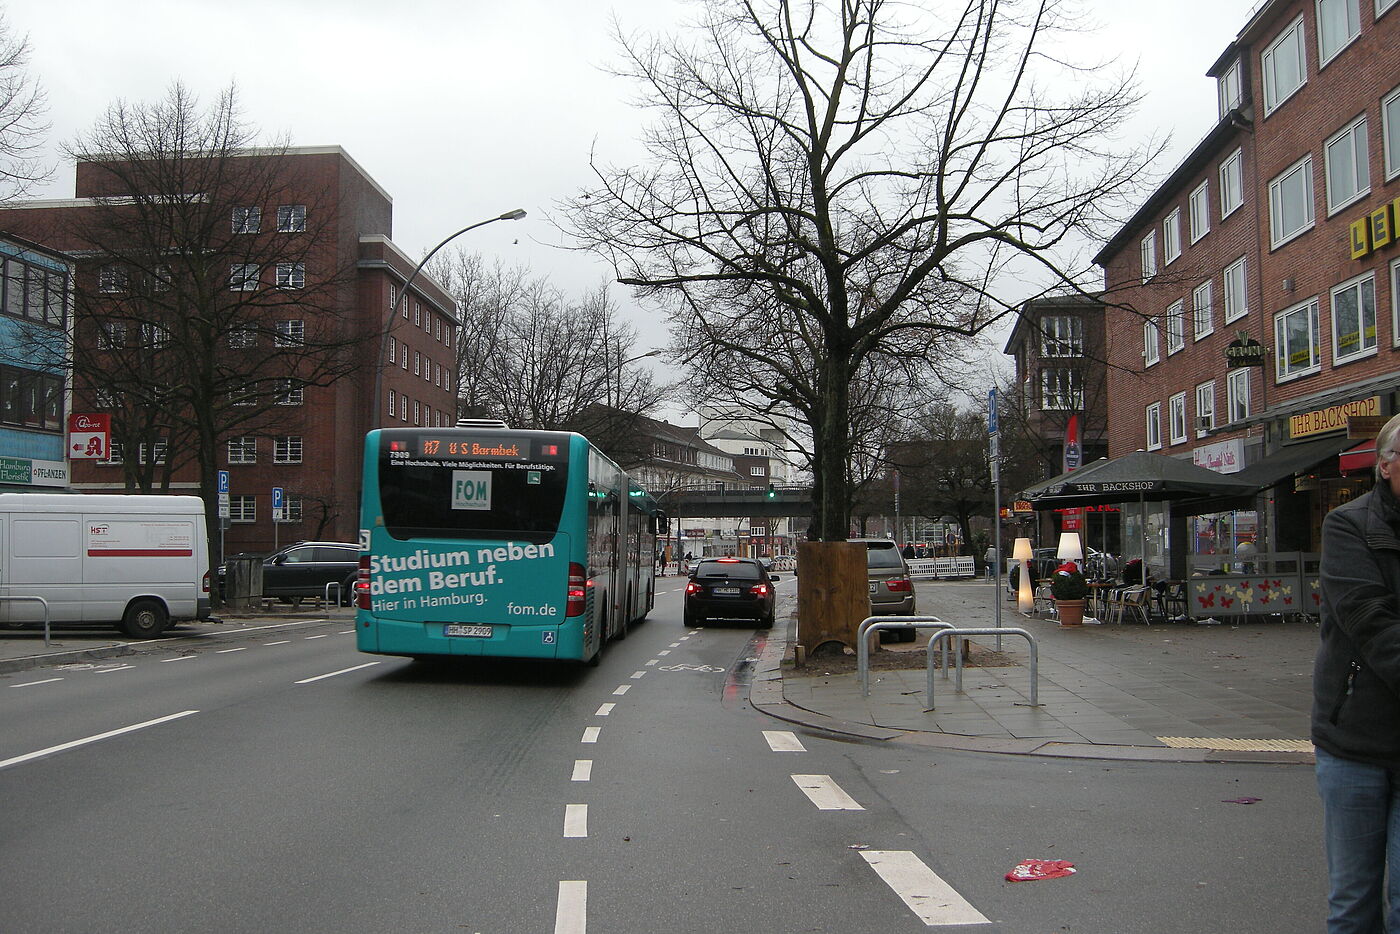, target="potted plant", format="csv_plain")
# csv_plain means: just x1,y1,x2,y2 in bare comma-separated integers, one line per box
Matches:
1050,560,1088,626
